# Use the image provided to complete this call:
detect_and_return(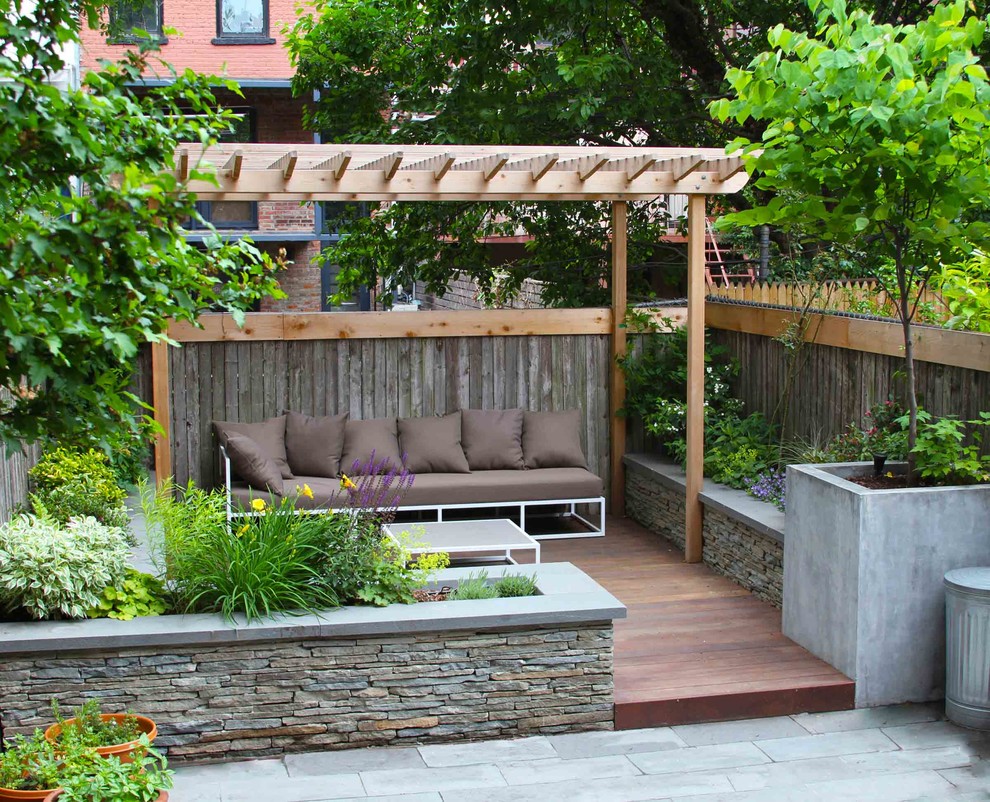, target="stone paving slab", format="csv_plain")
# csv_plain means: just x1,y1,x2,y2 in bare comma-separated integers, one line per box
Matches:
169,703,988,801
